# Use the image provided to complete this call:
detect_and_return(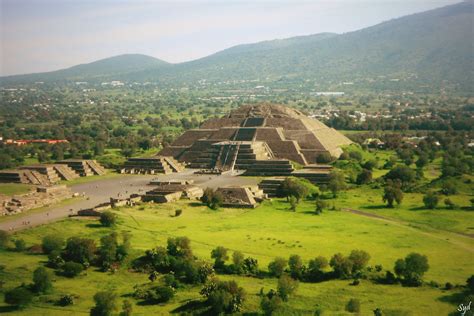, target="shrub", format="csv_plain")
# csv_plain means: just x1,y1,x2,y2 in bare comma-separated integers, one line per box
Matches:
100,211,117,227
59,294,74,306
33,266,53,293
268,257,287,277
47,250,65,268
63,236,96,265
423,192,439,209
444,198,456,209
315,199,327,215
288,254,304,280
349,151,362,161
200,279,245,314
316,153,333,163
383,179,403,208
467,275,474,293
385,165,416,188
91,291,118,316
394,253,429,286
261,294,282,315
356,169,372,184
62,261,84,278
14,239,26,252
306,256,328,282
4,287,33,308
445,282,453,290
174,209,182,217
330,253,353,279
120,300,133,316
42,235,64,254
147,286,174,303
328,171,346,197
441,179,457,195
0,230,10,249
348,250,370,273
211,246,229,270
346,298,361,313
200,188,223,210
277,274,298,301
